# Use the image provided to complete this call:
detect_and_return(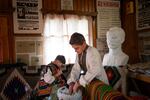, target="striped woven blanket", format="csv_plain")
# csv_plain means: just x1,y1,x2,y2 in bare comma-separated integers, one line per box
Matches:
84,79,127,100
